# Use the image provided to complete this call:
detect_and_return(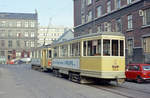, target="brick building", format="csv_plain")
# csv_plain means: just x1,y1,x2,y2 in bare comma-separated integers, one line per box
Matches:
0,12,38,62
73,0,150,64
